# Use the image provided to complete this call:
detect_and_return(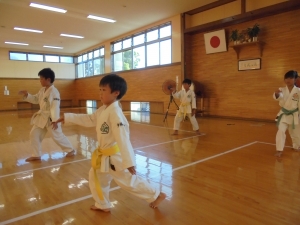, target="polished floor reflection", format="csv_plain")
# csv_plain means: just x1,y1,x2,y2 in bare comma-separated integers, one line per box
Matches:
0,108,299,224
